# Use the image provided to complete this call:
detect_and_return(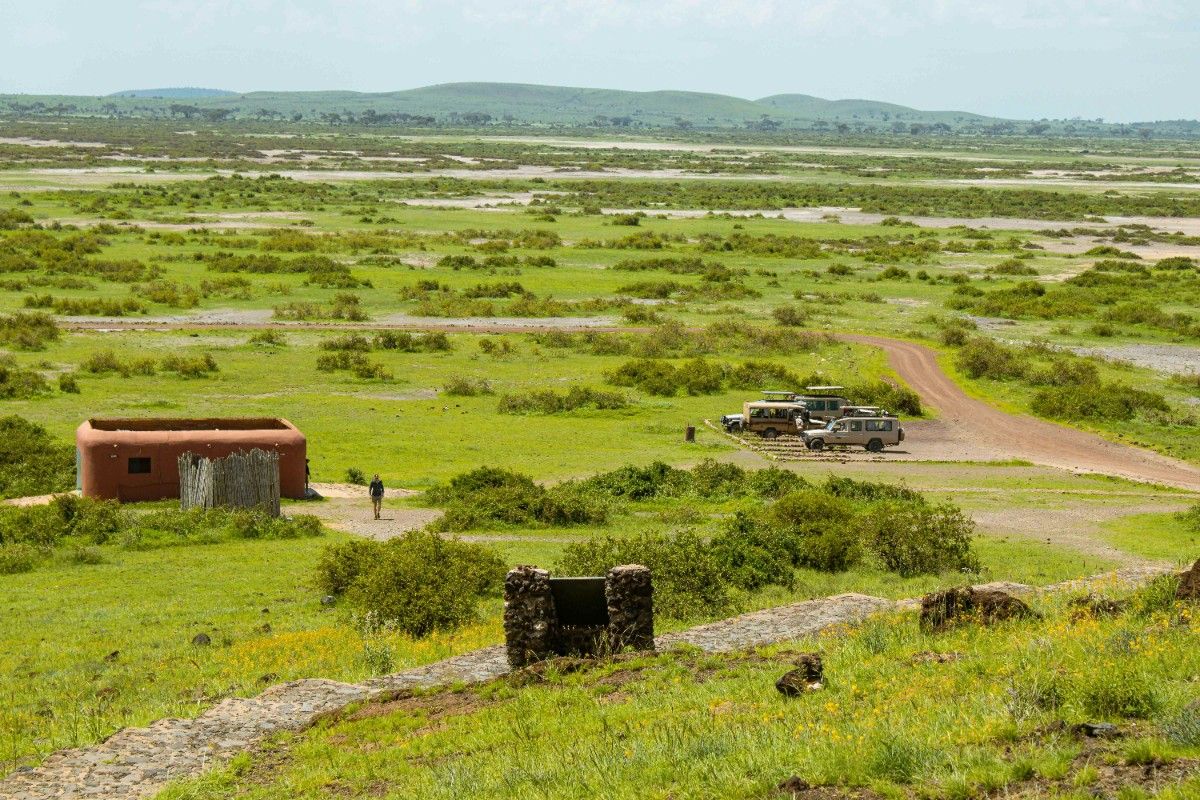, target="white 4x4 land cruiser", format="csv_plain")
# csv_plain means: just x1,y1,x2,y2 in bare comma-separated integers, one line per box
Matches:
800,415,904,453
